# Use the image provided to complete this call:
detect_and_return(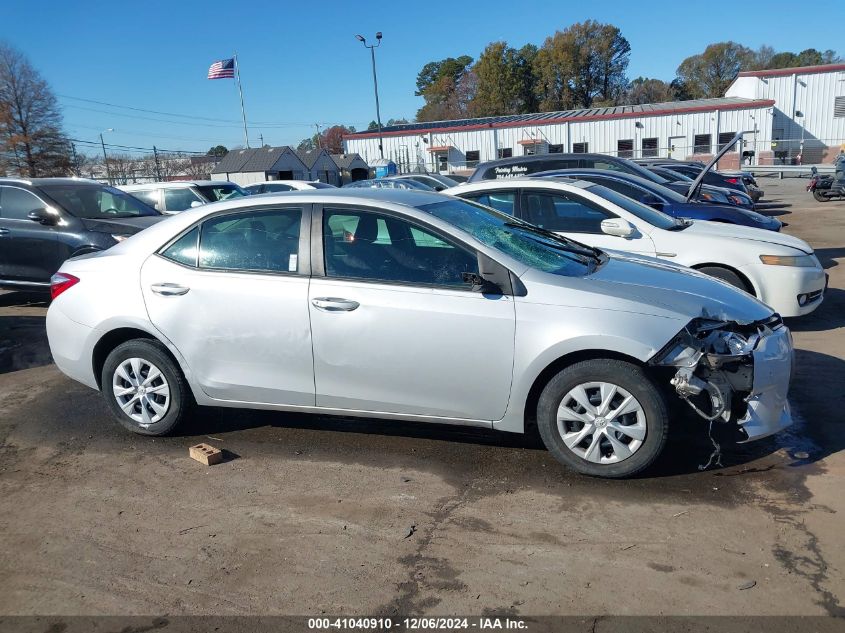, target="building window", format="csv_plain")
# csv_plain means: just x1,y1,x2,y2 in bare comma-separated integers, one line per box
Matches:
718,132,737,151
572,142,588,154
641,138,658,157
465,150,480,168
835,96,845,118
435,152,448,171
497,148,512,159
694,134,712,154
617,139,634,158
548,144,563,154
523,144,538,156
